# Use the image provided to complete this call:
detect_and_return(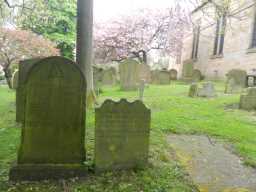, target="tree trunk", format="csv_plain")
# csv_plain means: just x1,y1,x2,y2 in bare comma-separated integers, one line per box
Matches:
3,67,12,89
76,0,96,107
